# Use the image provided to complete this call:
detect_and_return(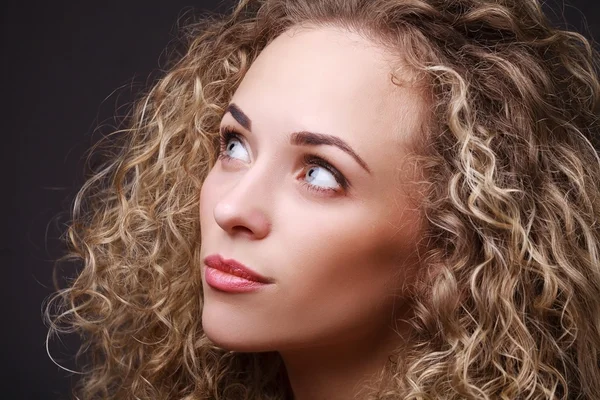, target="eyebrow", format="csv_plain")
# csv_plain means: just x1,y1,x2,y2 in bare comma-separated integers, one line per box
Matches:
223,103,372,174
